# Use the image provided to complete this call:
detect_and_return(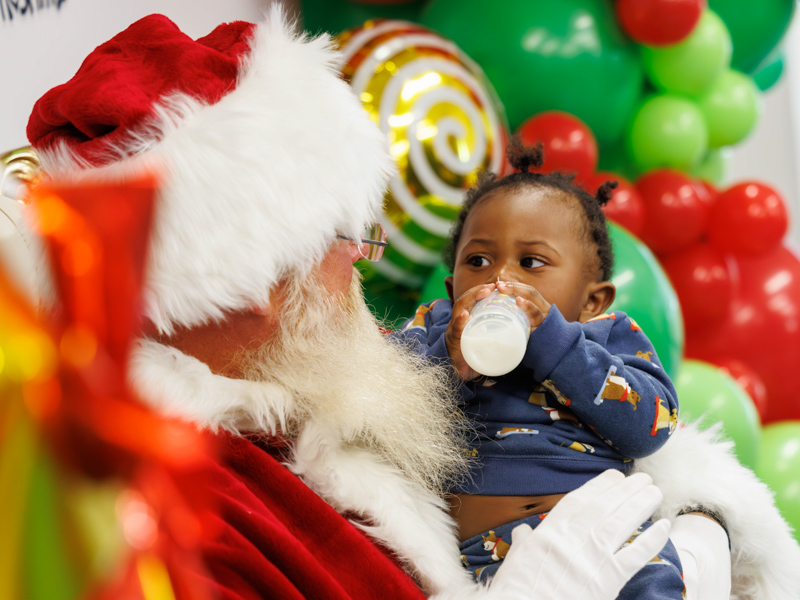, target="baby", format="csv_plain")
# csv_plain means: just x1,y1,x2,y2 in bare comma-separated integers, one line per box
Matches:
396,139,684,599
